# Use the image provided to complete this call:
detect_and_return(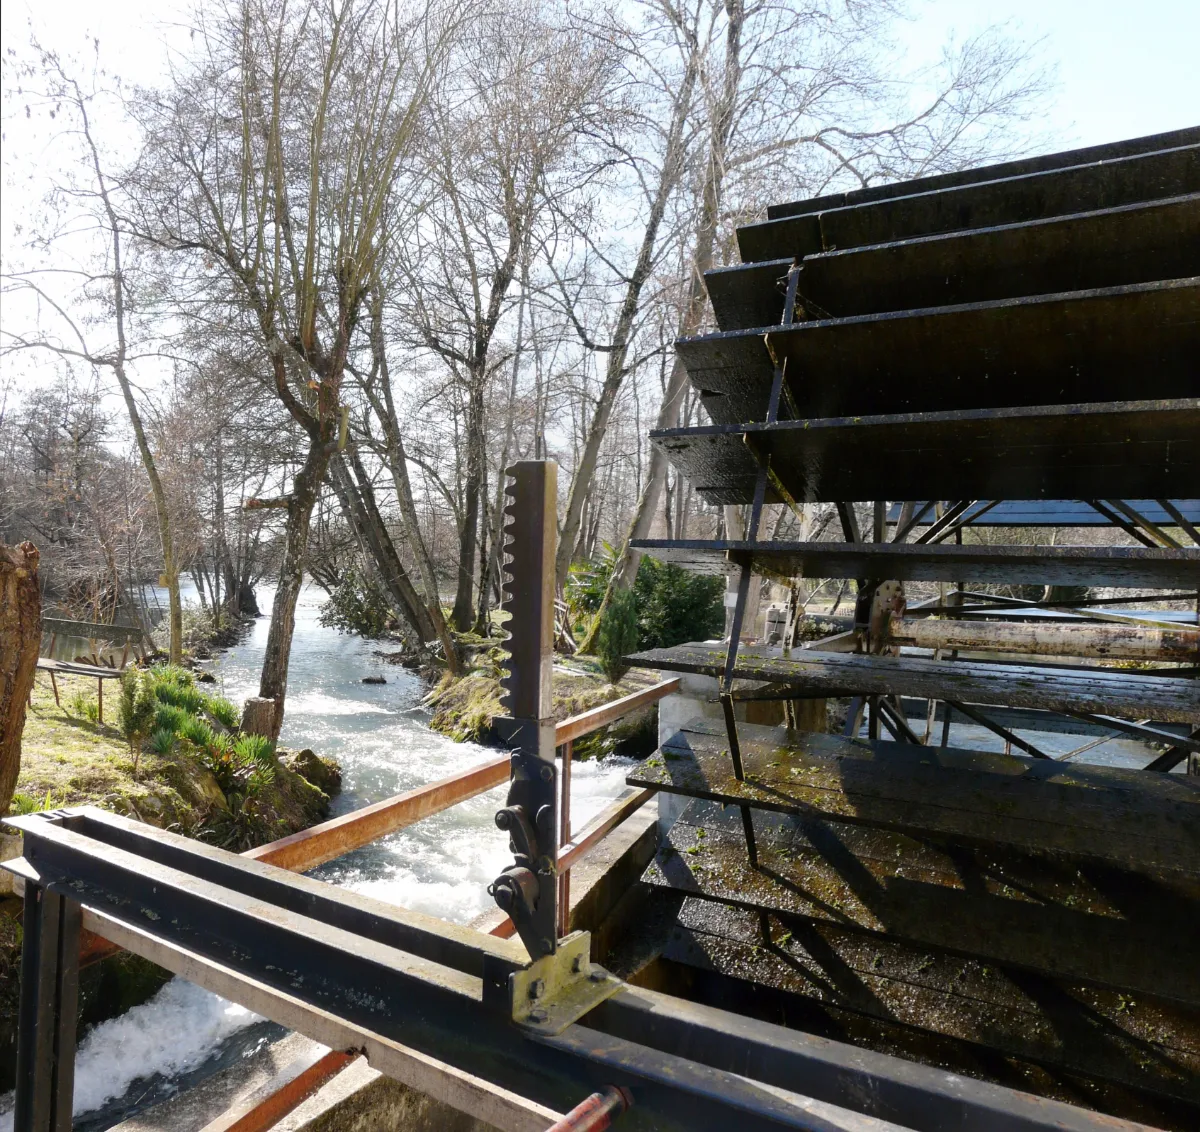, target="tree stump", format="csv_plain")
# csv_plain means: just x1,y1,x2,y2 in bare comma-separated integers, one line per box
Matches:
1,541,41,816
240,696,278,738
